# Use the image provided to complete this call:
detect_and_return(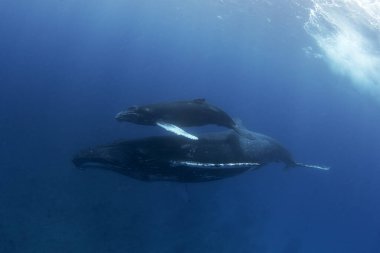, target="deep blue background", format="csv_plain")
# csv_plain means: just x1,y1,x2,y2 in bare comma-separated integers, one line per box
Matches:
1,1,380,252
